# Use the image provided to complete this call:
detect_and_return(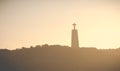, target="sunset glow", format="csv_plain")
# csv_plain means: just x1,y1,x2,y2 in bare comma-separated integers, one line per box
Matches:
0,0,120,49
